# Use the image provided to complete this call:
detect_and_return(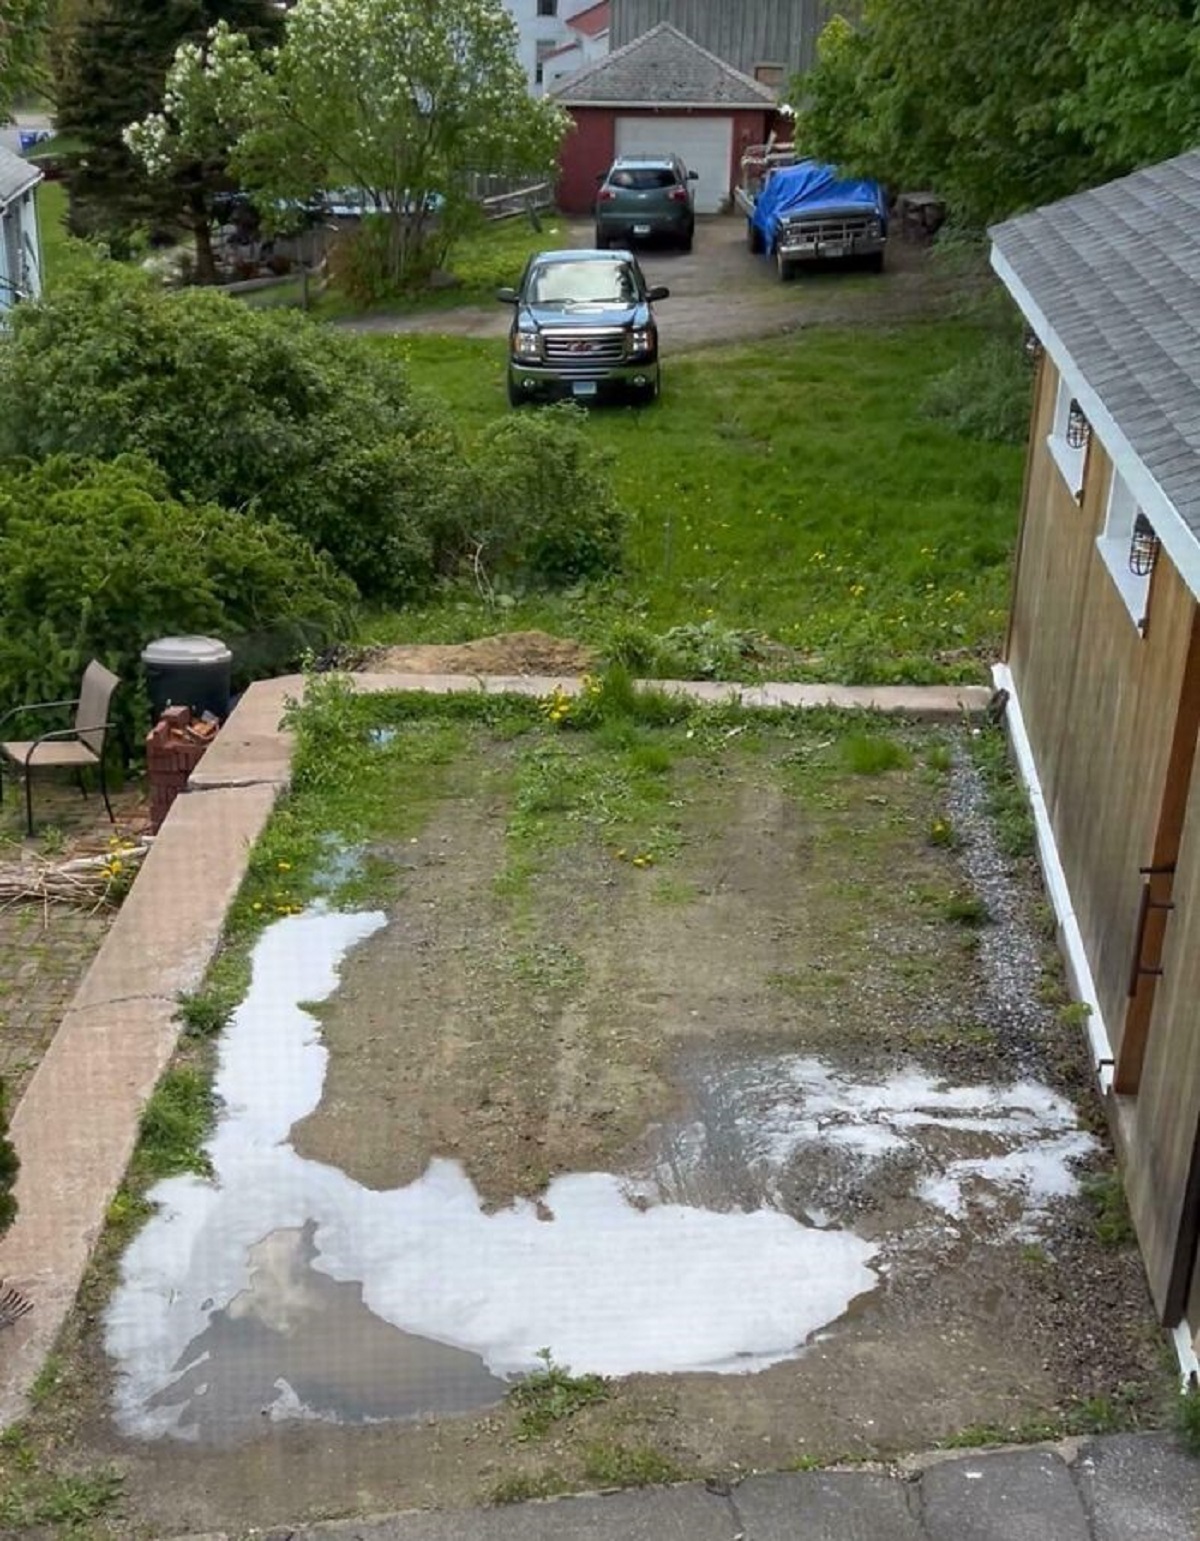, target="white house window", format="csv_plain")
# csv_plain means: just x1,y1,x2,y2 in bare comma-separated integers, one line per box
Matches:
1047,374,1088,499
534,39,555,83
1097,470,1155,633
754,63,786,87
537,0,558,15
